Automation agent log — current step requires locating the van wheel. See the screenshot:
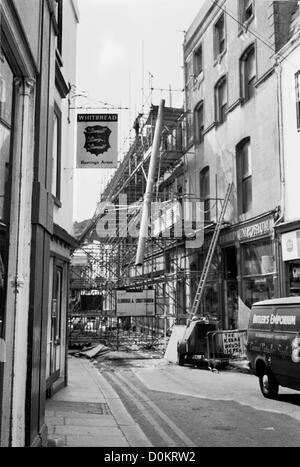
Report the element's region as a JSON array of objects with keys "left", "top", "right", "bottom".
[
  {"left": 178, "top": 352, "right": 185, "bottom": 366},
  {"left": 259, "top": 367, "right": 279, "bottom": 399}
]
